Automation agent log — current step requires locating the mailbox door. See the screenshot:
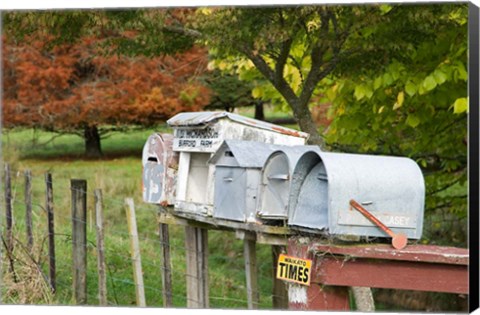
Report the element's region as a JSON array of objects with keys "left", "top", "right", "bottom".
[
  {"left": 290, "top": 162, "right": 329, "bottom": 230},
  {"left": 214, "top": 166, "right": 247, "bottom": 221},
  {"left": 259, "top": 152, "right": 290, "bottom": 219},
  {"left": 142, "top": 133, "right": 177, "bottom": 205}
]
